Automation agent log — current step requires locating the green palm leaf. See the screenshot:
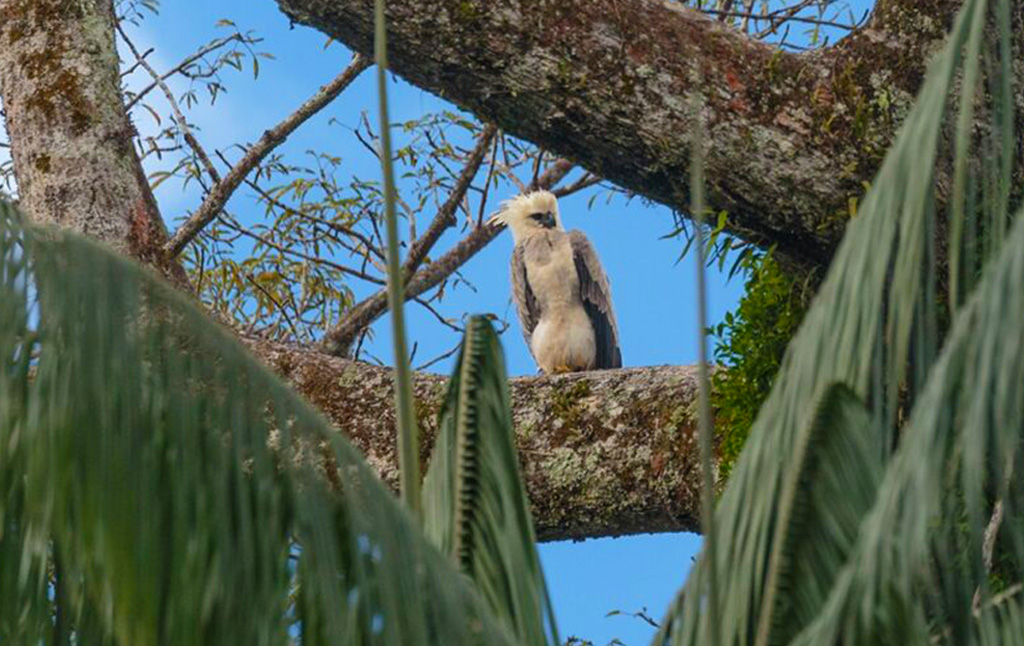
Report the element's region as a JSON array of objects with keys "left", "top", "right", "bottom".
[
  {"left": 422, "top": 316, "right": 559, "bottom": 646},
  {"left": 0, "top": 201, "right": 522, "bottom": 646},
  {"left": 789, "top": 200, "right": 1024, "bottom": 644},
  {"left": 755, "top": 384, "right": 882, "bottom": 646},
  {"left": 657, "top": 0, "right": 1018, "bottom": 642}
]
